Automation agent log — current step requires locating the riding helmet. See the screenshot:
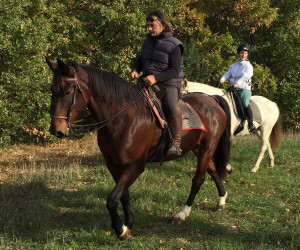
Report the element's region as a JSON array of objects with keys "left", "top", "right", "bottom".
[{"left": 237, "top": 44, "right": 250, "bottom": 54}]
